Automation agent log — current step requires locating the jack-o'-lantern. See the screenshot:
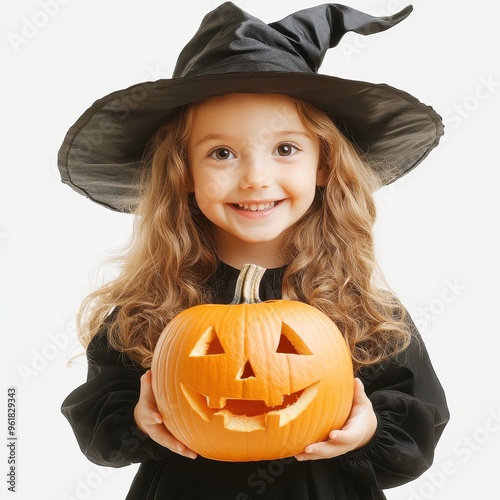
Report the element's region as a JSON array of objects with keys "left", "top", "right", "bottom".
[{"left": 151, "top": 264, "right": 354, "bottom": 461}]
